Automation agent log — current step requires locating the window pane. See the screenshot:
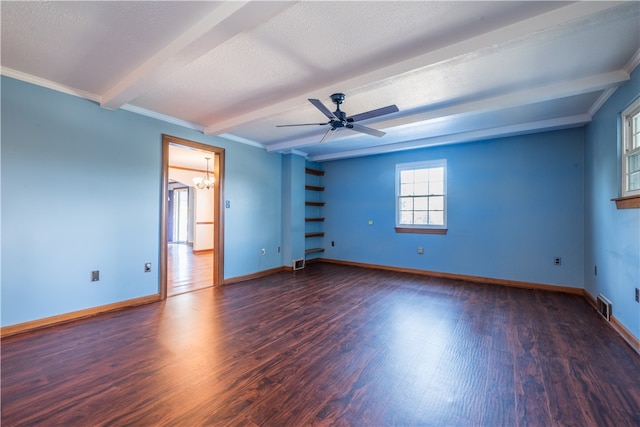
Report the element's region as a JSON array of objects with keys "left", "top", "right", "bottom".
[
  {"left": 400, "top": 169, "right": 414, "bottom": 184},
  {"left": 400, "top": 183, "right": 413, "bottom": 196},
  {"left": 414, "top": 168, "right": 429, "bottom": 182},
  {"left": 629, "top": 152, "right": 640, "bottom": 174},
  {"left": 429, "top": 167, "right": 444, "bottom": 181},
  {"left": 429, "top": 211, "right": 444, "bottom": 225},
  {"left": 400, "top": 211, "right": 413, "bottom": 225},
  {"left": 429, "top": 196, "right": 444, "bottom": 211},
  {"left": 633, "top": 113, "right": 640, "bottom": 149},
  {"left": 414, "top": 182, "right": 428, "bottom": 195},
  {"left": 429, "top": 181, "right": 444, "bottom": 195},
  {"left": 414, "top": 211, "right": 428, "bottom": 224},
  {"left": 414, "top": 197, "right": 428, "bottom": 210},
  {"left": 629, "top": 171, "right": 640, "bottom": 192},
  {"left": 400, "top": 197, "right": 413, "bottom": 210}
]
